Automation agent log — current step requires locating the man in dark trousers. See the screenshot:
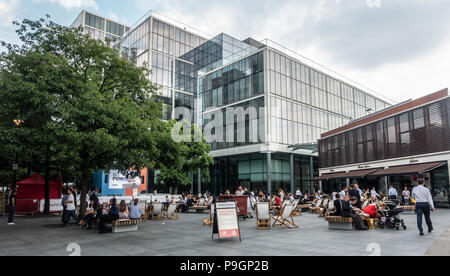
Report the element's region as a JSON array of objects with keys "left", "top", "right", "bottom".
[
  {"left": 349, "top": 183, "right": 362, "bottom": 209},
  {"left": 341, "top": 196, "right": 368, "bottom": 230},
  {"left": 412, "top": 179, "right": 435, "bottom": 236},
  {"left": 7, "top": 189, "right": 16, "bottom": 225}
]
